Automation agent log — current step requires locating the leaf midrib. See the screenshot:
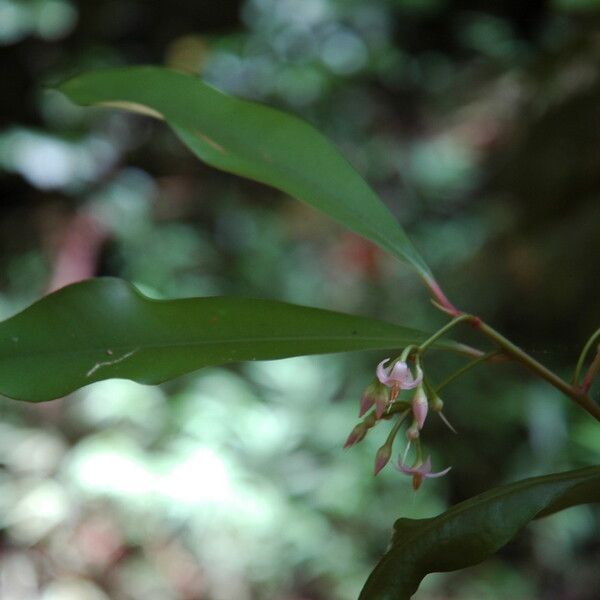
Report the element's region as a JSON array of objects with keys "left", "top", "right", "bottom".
[{"left": 0, "top": 333, "right": 410, "bottom": 360}]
